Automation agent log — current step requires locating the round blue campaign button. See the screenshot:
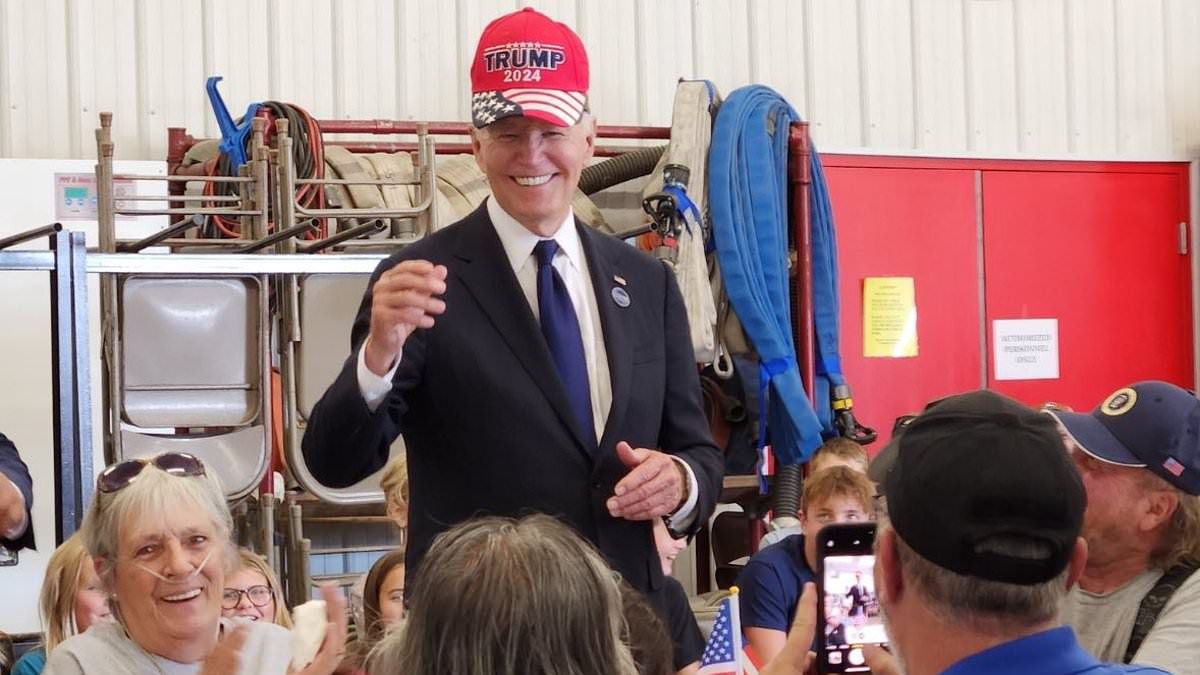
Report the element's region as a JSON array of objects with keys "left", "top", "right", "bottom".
[{"left": 611, "top": 286, "right": 631, "bottom": 308}]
